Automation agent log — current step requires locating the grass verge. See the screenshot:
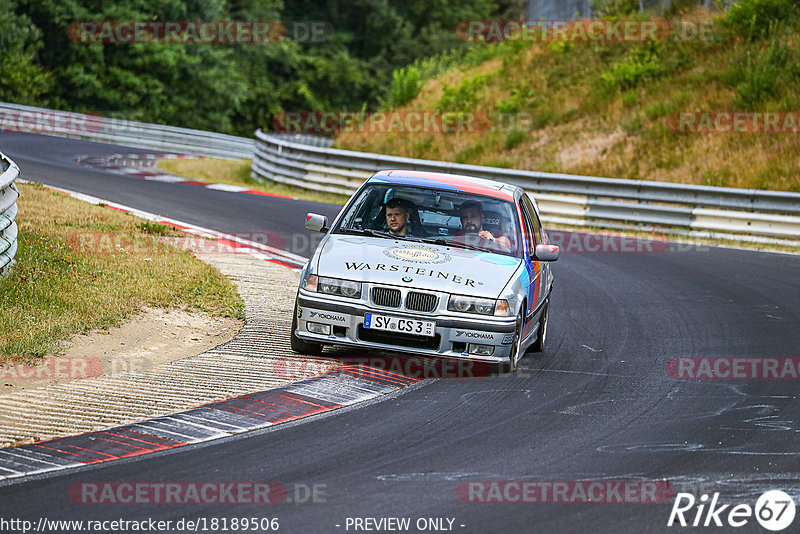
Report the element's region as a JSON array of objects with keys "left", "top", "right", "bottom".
[
  {"left": 0, "top": 182, "right": 245, "bottom": 363},
  {"left": 157, "top": 157, "right": 349, "bottom": 205}
]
